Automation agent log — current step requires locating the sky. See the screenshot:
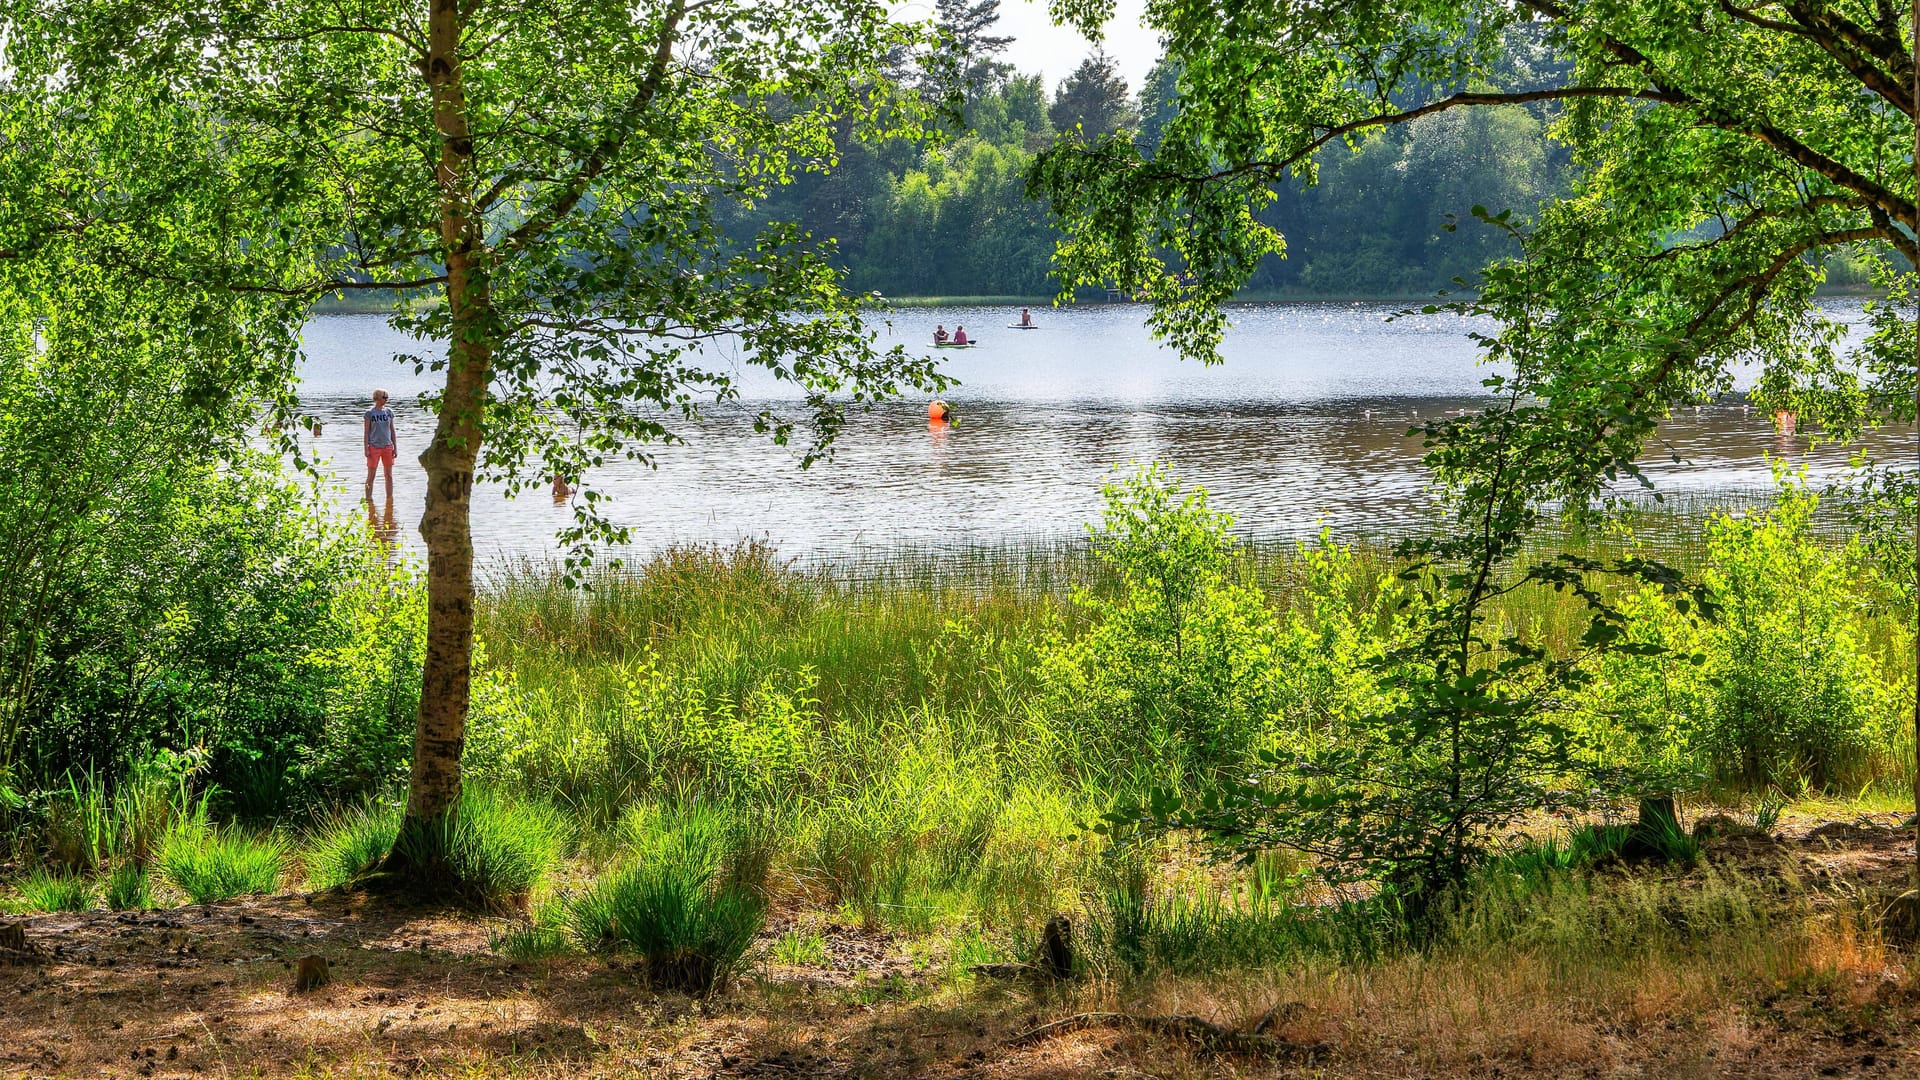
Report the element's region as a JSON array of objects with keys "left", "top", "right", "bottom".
[{"left": 892, "top": 0, "right": 1161, "bottom": 93}]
